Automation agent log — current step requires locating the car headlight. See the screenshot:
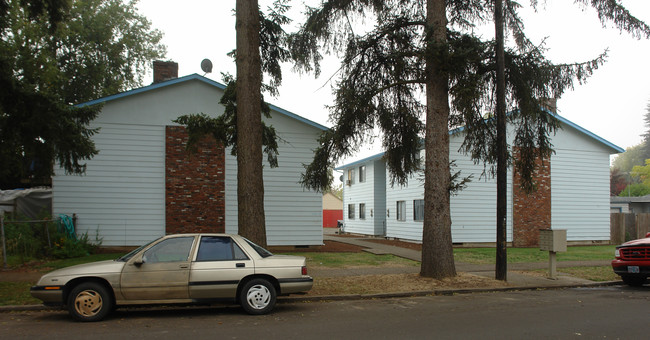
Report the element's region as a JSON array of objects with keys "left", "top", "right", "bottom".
[{"left": 614, "top": 248, "right": 620, "bottom": 258}]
